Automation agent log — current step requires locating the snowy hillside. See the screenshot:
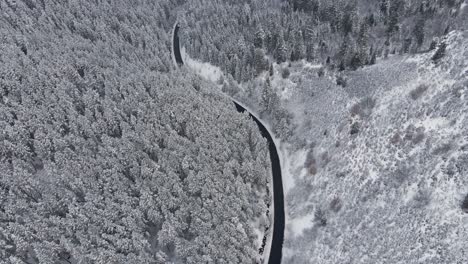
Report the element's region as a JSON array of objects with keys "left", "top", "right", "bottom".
[
  {"left": 184, "top": 26, "right": 468, "bottom": 263},
  {"left": 279, "top": 30, "right": 468, "bottom": 263},
  {"left": 2, "top": 0, "right": 467, "bottom": 263}
]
